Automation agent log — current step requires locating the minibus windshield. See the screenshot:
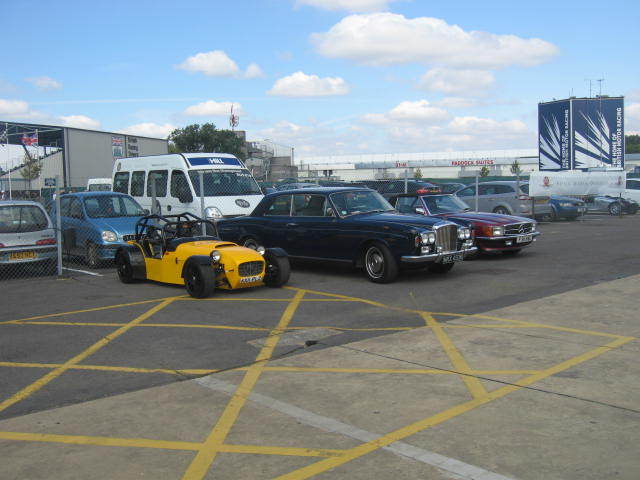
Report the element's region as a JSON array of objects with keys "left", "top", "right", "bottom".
[{"left": 188, "top": 169, "right": 262, "bottom": 196}]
